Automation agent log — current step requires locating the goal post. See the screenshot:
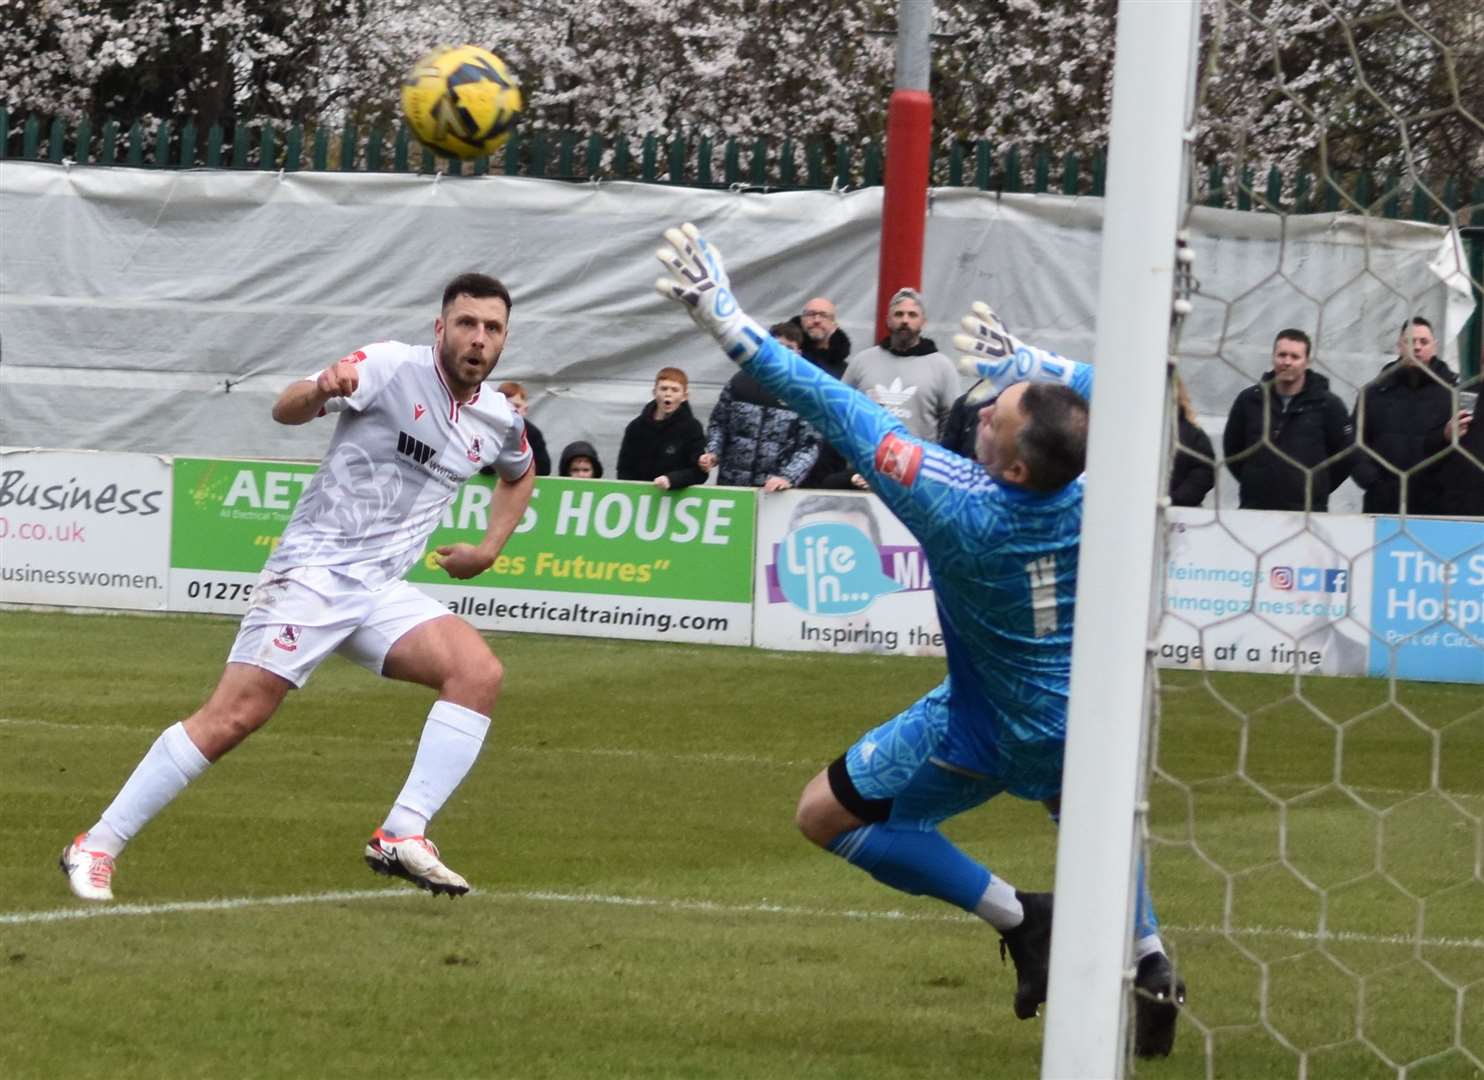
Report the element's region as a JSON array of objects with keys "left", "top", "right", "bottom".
[{"left": 1042, "top": 2, "right": 1201, "bottom": 1078}]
